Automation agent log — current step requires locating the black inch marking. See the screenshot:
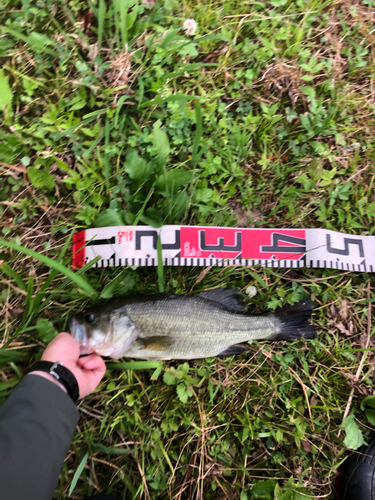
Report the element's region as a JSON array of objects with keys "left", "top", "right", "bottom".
[
  {"left": 199, "top": 230, "right": 242, "bottom": 252},
  {"left": 87, "top": 237, "right": 115, "bottom": 246},
  {"left": 135, "top": 230, "right": 181, "bottom": 251},
  {"left": 162, "top": 230, "right": 180, "bottom": 250},
  {"left": 326, "top": 234, "right": 364, "bottom": 257},
  {"left": 135, "top": 230, "right": 157, "bottom": 250},
  {"left": 261, "top": 233, "right": 306, "bottom": 253},
  {"left": 108, "top": 253, "right": 116, "bottom": 266}
]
